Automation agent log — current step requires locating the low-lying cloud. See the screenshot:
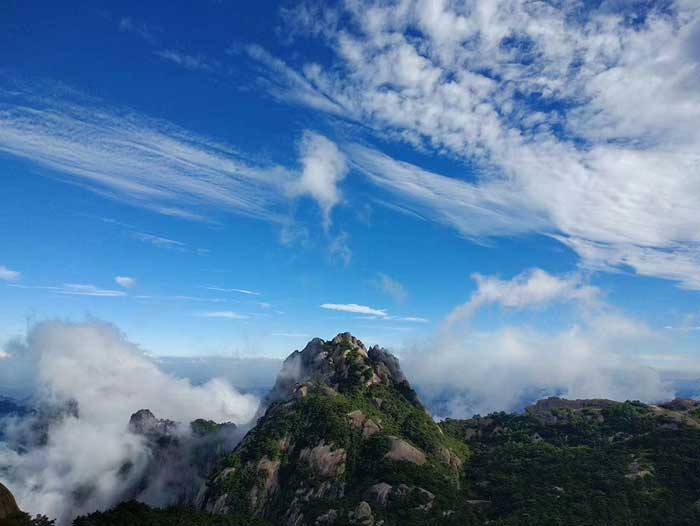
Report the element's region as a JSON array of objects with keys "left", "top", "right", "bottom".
[
  {"left": 0, "top": 320, "right": 259, "bottom": 524},
  {"left": 404, "top": 314, "right": 674, "bottom": 420},
  {"left": 403, "top": 269, "right": 673, "bottom": 418}
]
